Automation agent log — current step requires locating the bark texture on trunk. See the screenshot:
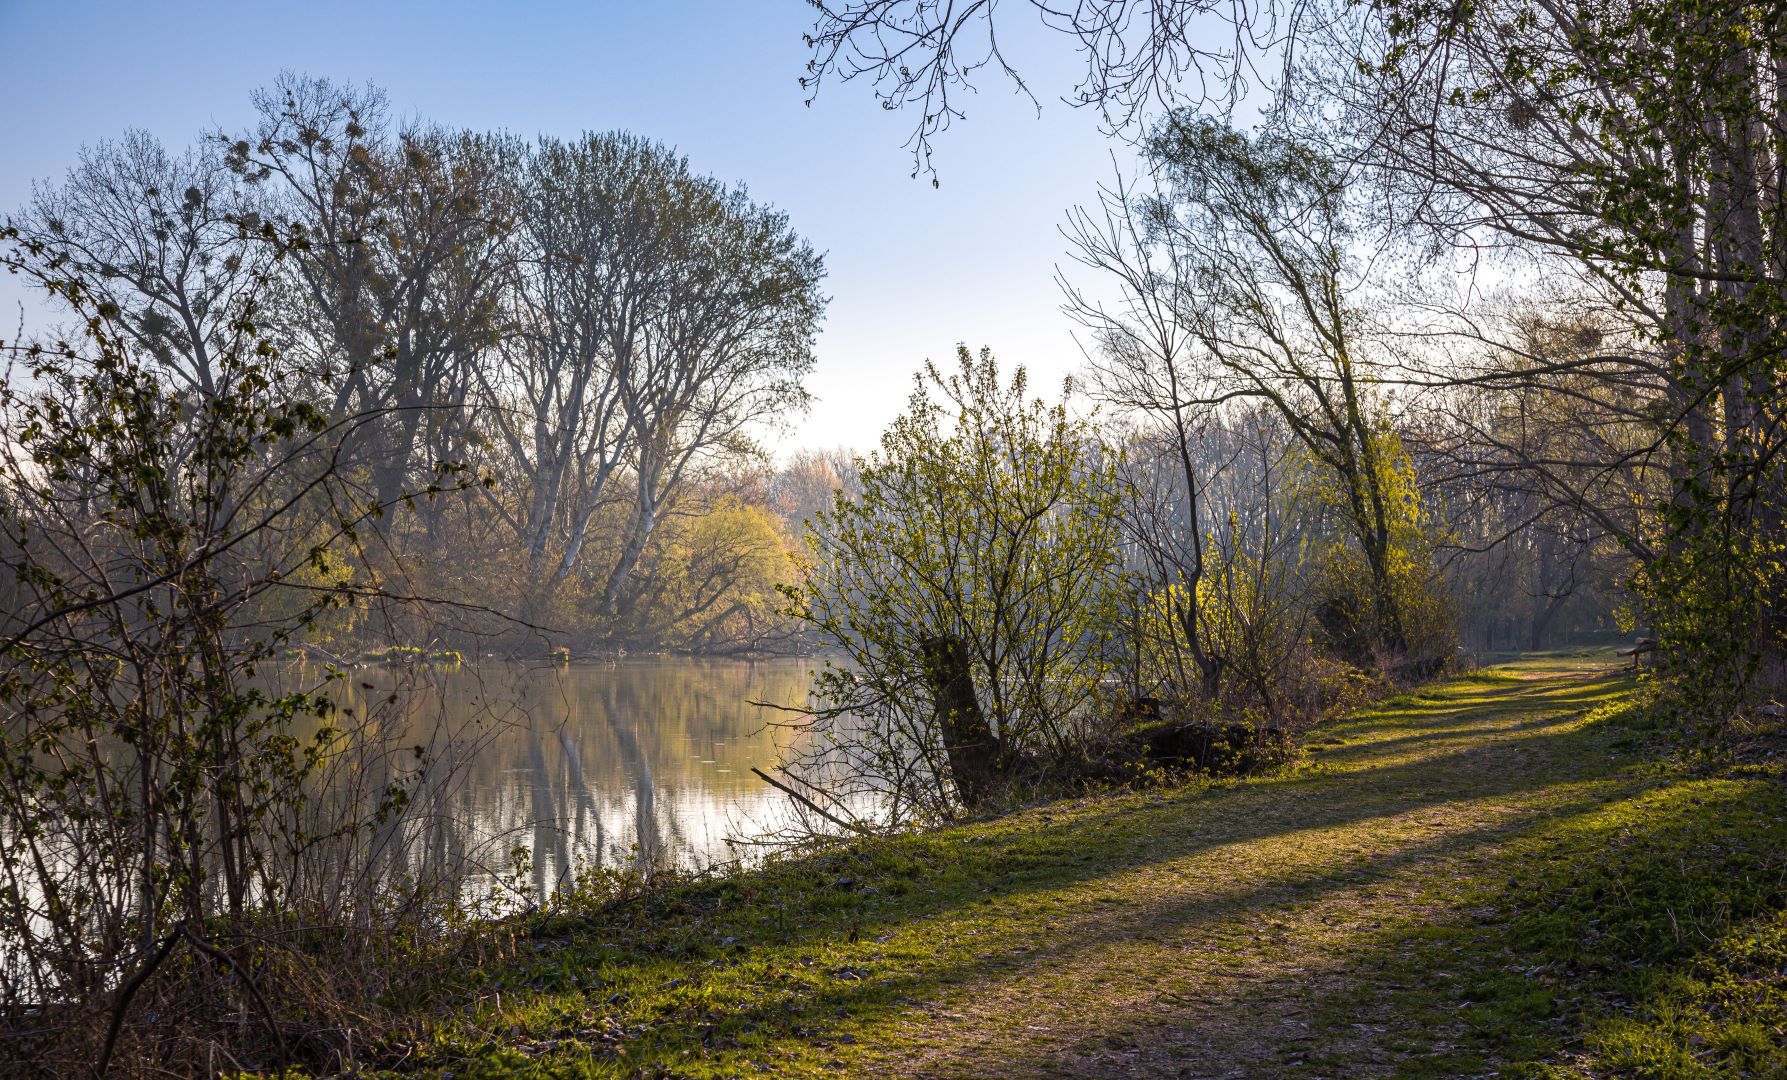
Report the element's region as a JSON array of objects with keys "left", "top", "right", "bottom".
[{"left": 919, "top": 634, "right": 1002, "bottom": 808}]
